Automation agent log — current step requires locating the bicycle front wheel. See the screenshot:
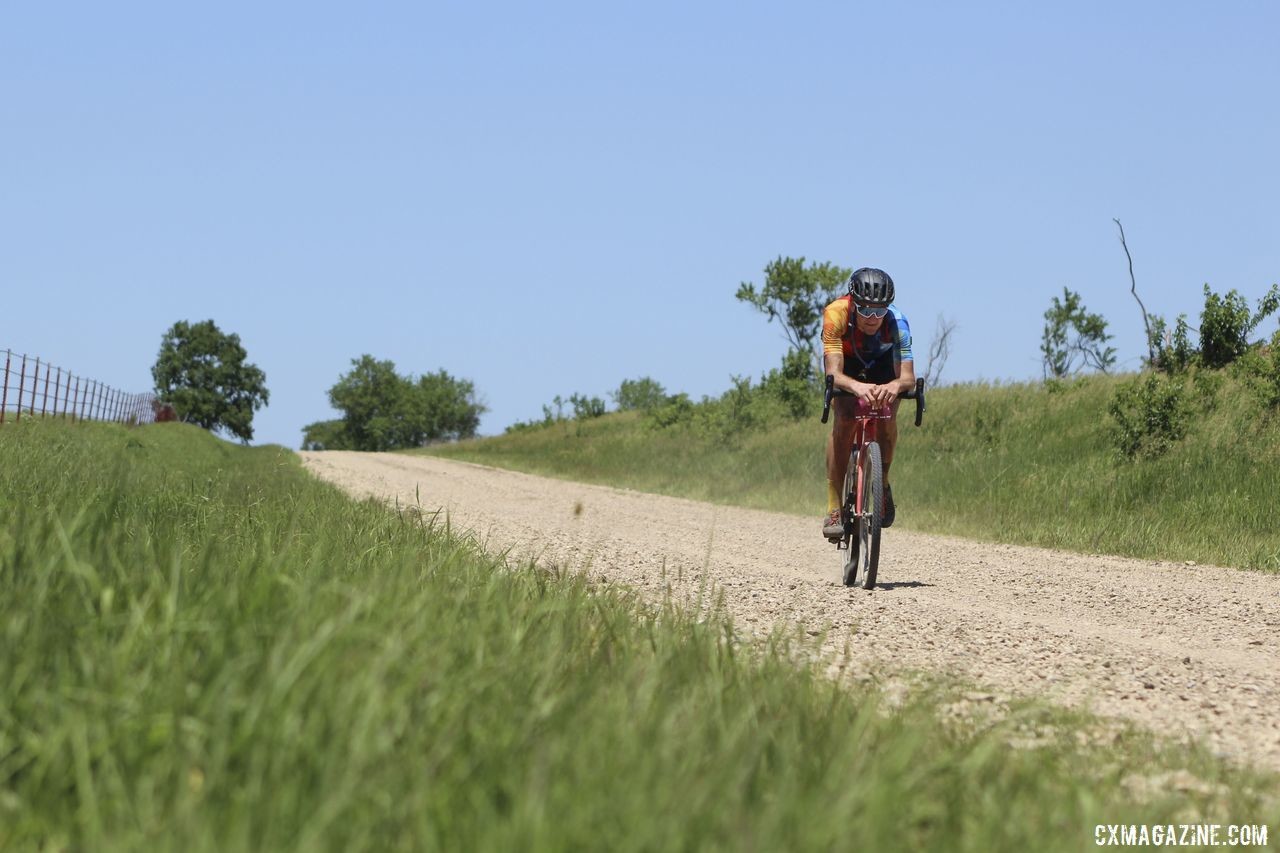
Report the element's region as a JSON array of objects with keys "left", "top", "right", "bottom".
[
  {"left": 859, "top": 441, "right": 883, "bottom": 590},
  {"left": 841, "top": 447, "right": 859, "bottom": 586}
]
